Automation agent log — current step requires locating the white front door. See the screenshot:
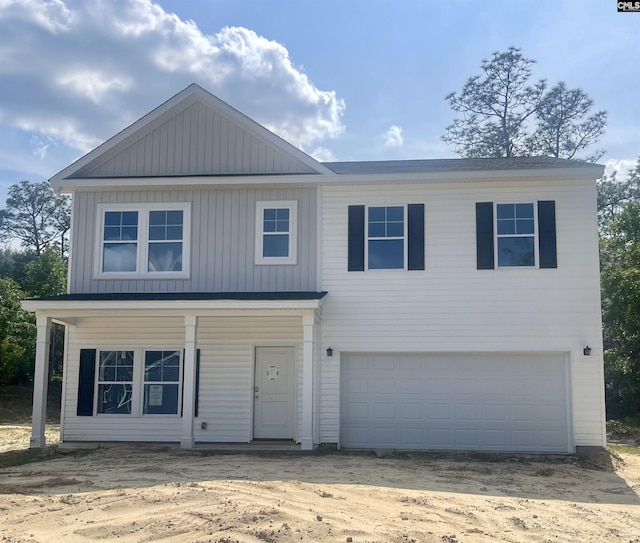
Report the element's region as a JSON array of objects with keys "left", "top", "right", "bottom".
[{"left": 253, "top": 347, "right": 295, "bottom": 439}]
